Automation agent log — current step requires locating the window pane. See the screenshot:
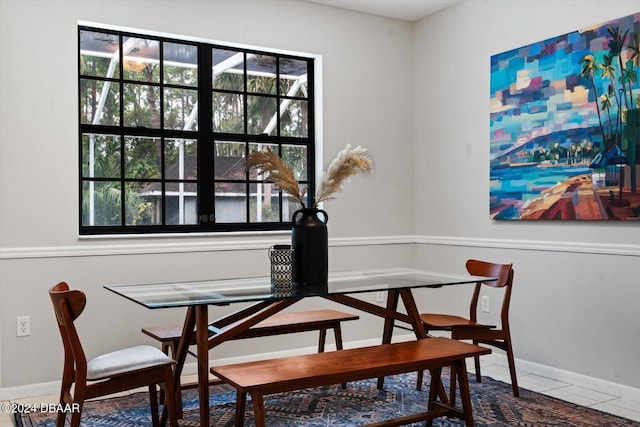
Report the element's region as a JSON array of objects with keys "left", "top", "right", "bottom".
[
  {"left": 247, "top": 95, "right": 277, "bottom": 135},
  {"left": 82, "top": 134, "right": 121, "bottom": 178},
  {"left": 281, "top": 144, "right": 307, "bottom": 181},
  {"left": 215, "top": 141, "right": 246, "bottom": 180},
  {"left": 123, "top": 83, "right": 161, "bottom": 128},
  {"left": 283, "top": 192, "right": 302, "bottom": 220},
  {"left": 164, "top": 42, "right": 198, "bottom": 86},
  {"left": 248, "top": 142, "right": 277, "bottom": 156},
  {"left": 82, "top": 180, "right": 121, "bottom": 226},
  {"left": 79, "top": 26, "right": 314, "bottom": 234},
  {"left": 280, "top": 58, "right": 308, "bottom": 97},
  {"left": 125, "top": 136, "right": 161, "bottom": 179},
  {"left": 164, "top": 87, "right": 198, "bottom": 130},
  {"left": 125, "top": 182, "right": 161, "bottom": 225},
  {"left": 250, "top": 183, "right": 280, "bottom": 222},
  {"left": 80, "top": 30, "right": 119, "bottom": 78},
  {"left": 247, "top": 54, "right": 277, "bottom": 95},
  {"left": 213, "top": 48, "right": 244, "bottom": 91},
  {"left": 122, "top": 37, "right": 159, "bottom": 82},
  {"left": 165, "top": 182, "right": 198, "bottom": 225},
  {"left": 215, "top": 183, "right": 246, "bottom": 222},
  {"left": 213, "top": 92, "right": 244, "bottom": 133},
  {"left": 281, "top": 99, "right": 308, "bottom": 137},
  {"left": 80, "top": 79, "right": 120, "bottom": 125},
  {"left": 247, "top": 142, "right": 278, "bottom": 180},
  {"left": 165, "top": 138, "right": 197, "bottom": 180}
]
